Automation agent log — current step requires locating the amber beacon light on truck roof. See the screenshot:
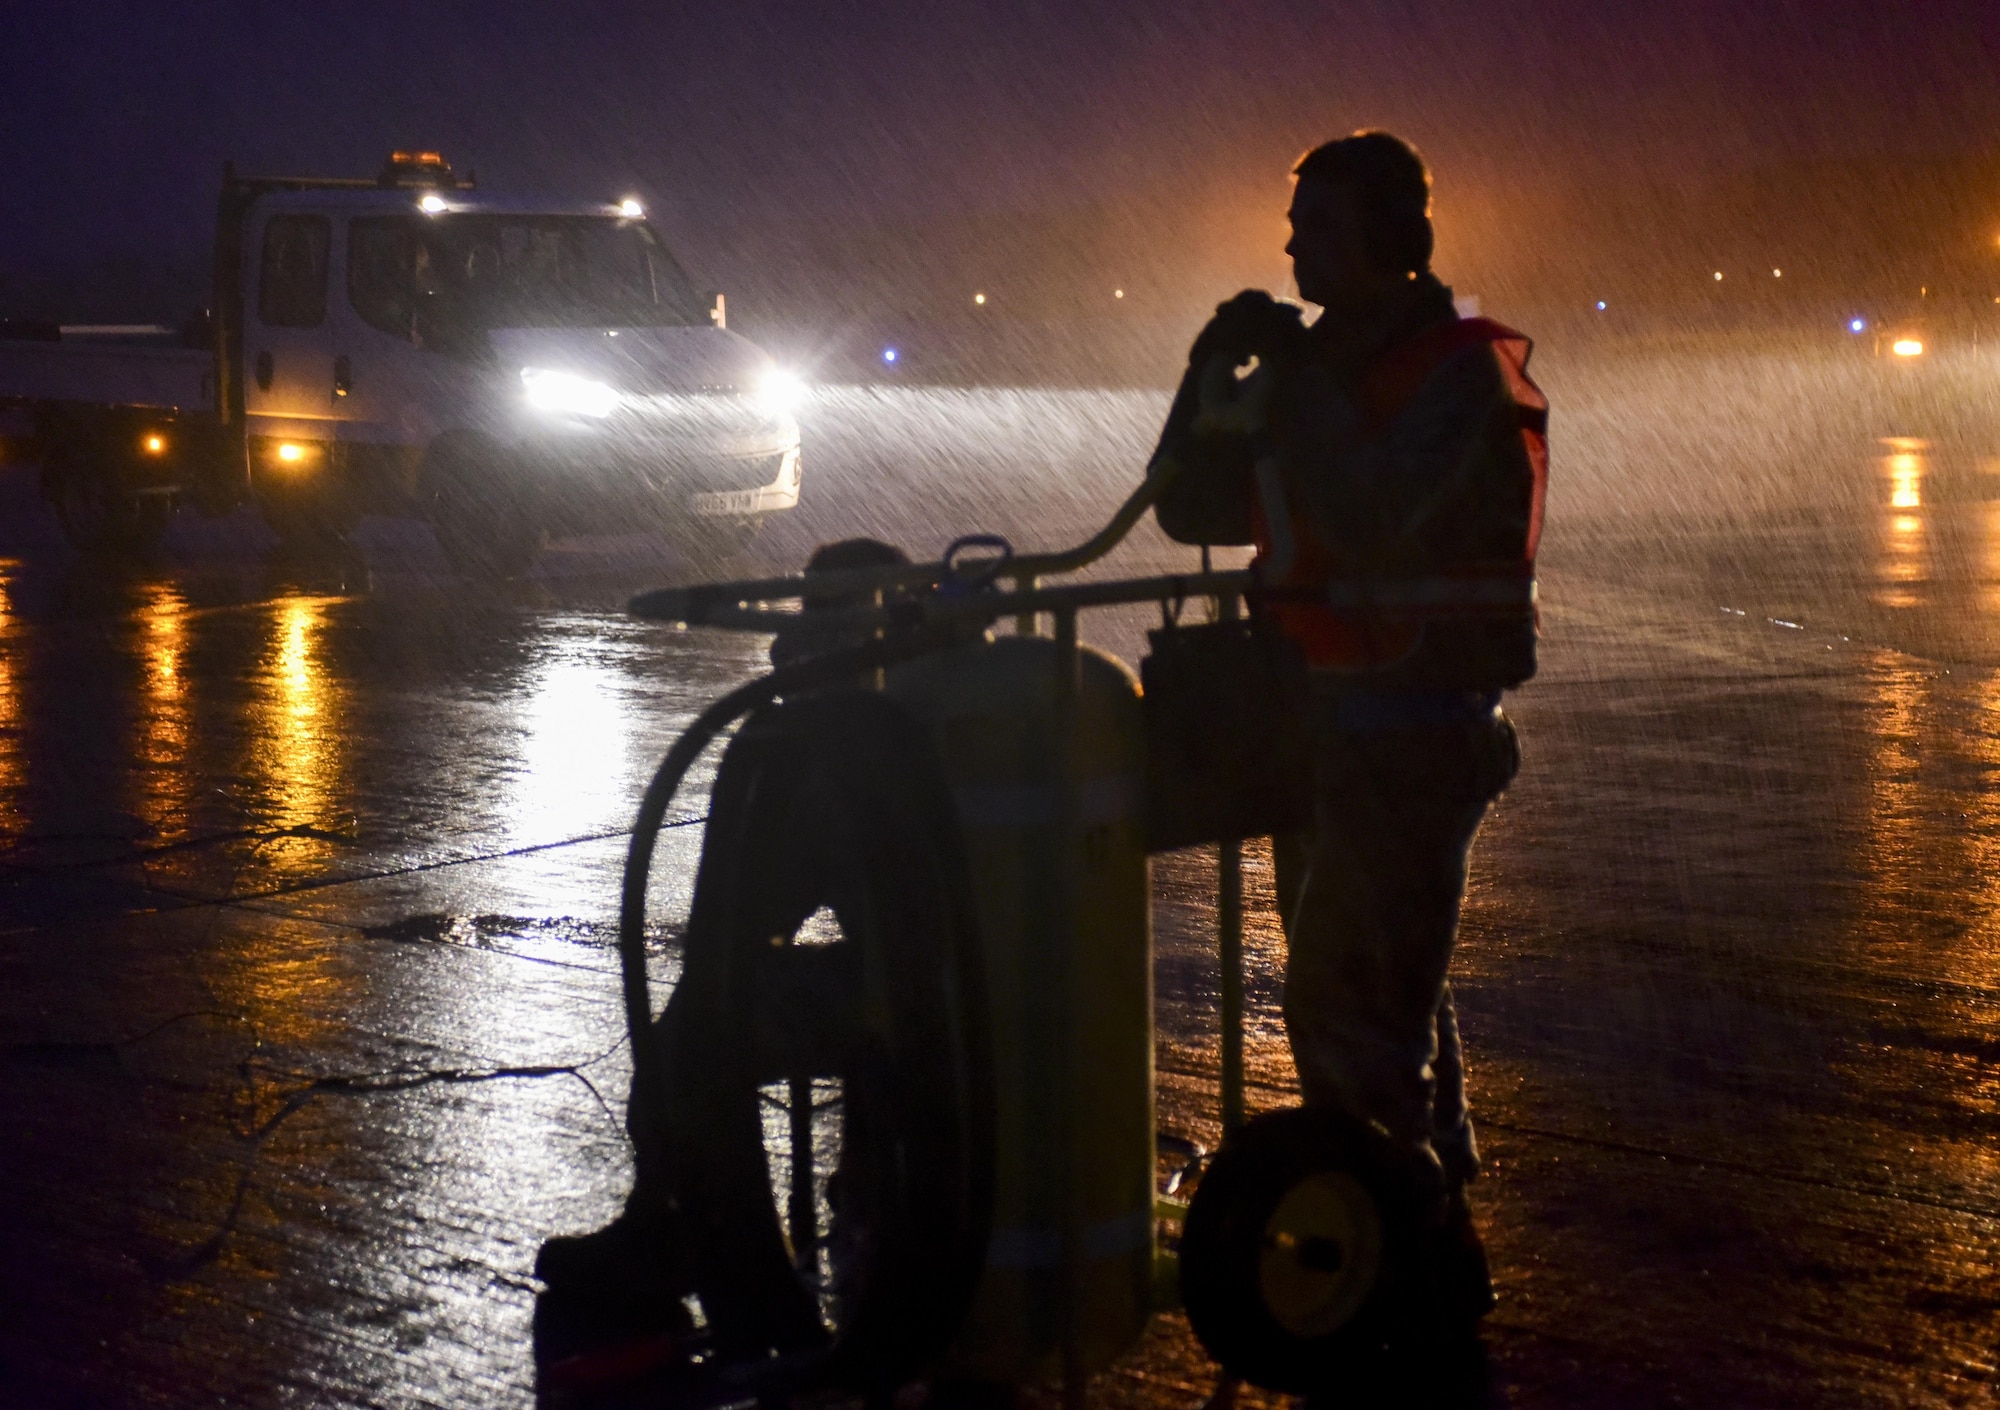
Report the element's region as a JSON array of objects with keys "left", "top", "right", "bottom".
[{"left": 377, "top": 150, "right": 473, "bottom": 190}]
